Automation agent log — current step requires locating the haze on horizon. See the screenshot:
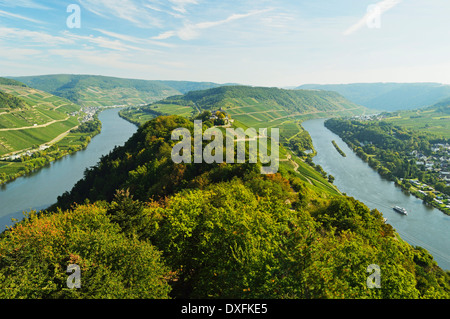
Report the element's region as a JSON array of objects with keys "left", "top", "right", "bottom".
[{"left": 1, "top": 0, "right": 450, "bottom": 87}]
